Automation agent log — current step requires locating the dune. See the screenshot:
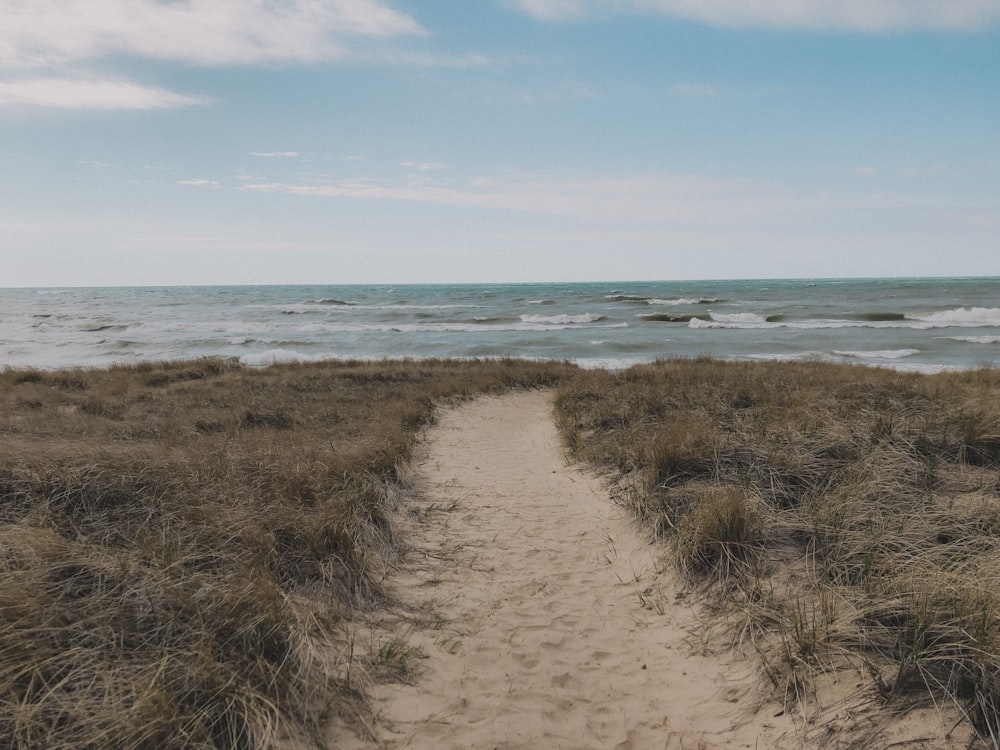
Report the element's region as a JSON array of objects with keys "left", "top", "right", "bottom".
[{"left": 333, "top": 390, "right": 974, "bottom": 749}]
